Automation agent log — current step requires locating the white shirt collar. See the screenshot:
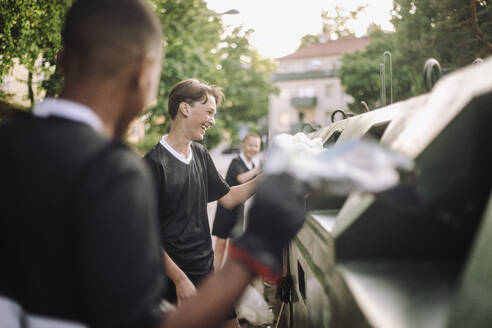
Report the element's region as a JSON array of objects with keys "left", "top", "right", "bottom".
[
  {"left": 32, "top": 98, "right": 104, "bottom": 134},
  {"left": 160, "top": 135, "right": 193, "bottom": 164},
  {"left": 239, "top": 152, "right": 254, "bottom": 170}
]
